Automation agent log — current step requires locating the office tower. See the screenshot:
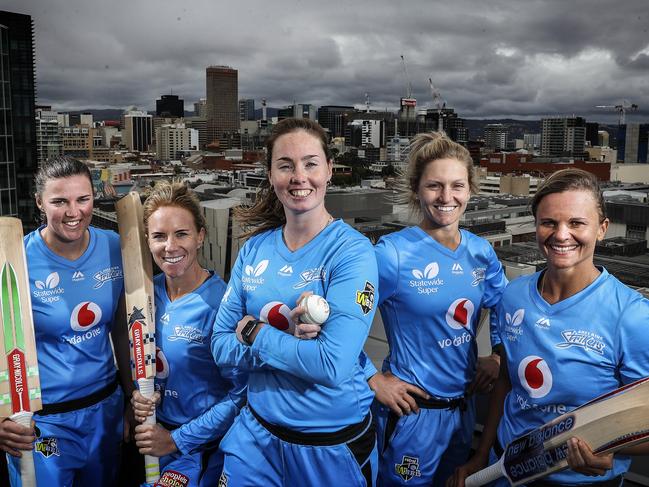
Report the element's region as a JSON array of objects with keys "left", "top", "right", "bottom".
[
  {"left": 317, "top": 106, "right": 354, "bottom": 138},
  {"left": 239, "top": 98, "right": 255, "bottom": 121},
  {"left": 541, "top": 116, "right": 586, "bottom": 157},
  {"left": 194, "top": 98, "right": 207, "bottom": 118},
  {"left": 35, "top": 106, "right": 62, "bottom": 165},
  {"left": 0, "top": 11, "right": 37, "bottom": 225},
  {"left": 617, "top": 124, "right": 649, "bottom": 163},
  {"left": 586, "top": 122, "right": 599, "bottom": 147},
  {"left": 484, "top": 124, "right": 508, "bottom": 150},
  {"left": 206, "top": 66, "right": 239, "bottom": 149},
  {"left": 123, "top": 110, "right": 153, "bottom": 152},
  {"left": 156, "top": 94, "right": 184, "bottom": 118},
  {"left": 156, "top": 124, "right": 196, "bottom": 161},
  {"left": 523, "top": 133, "right": 541, "bottom": 150}
]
